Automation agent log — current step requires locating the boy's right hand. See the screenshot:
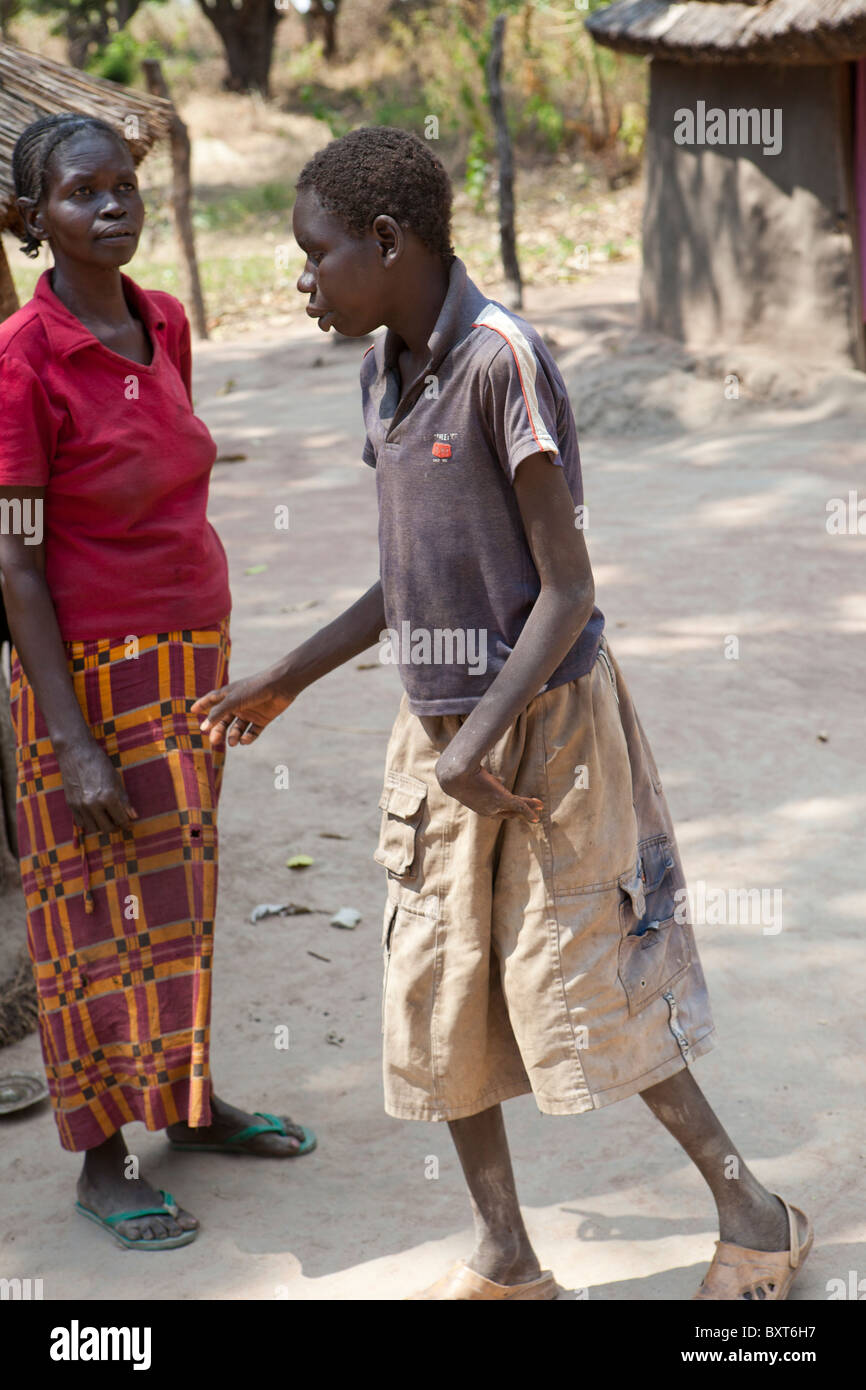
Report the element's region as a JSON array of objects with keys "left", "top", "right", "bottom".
[{"left": 191, "top": 673, "right": 295, "bottom": 748}]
